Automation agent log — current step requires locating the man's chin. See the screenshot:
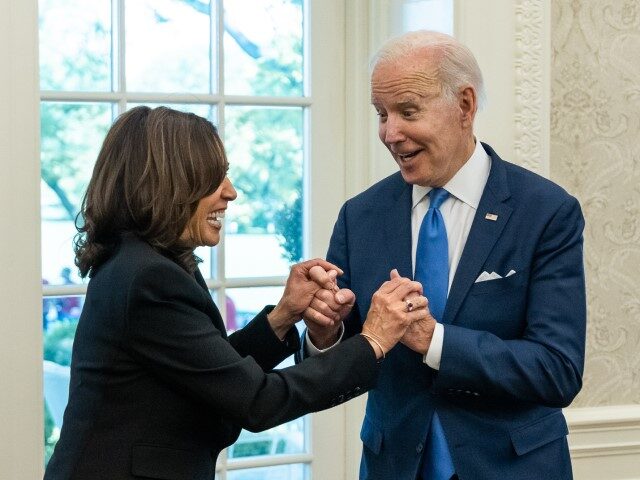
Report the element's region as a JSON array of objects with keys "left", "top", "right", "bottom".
[{"left": 398, "top": 168, "right": 428, "bottom": 186}]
